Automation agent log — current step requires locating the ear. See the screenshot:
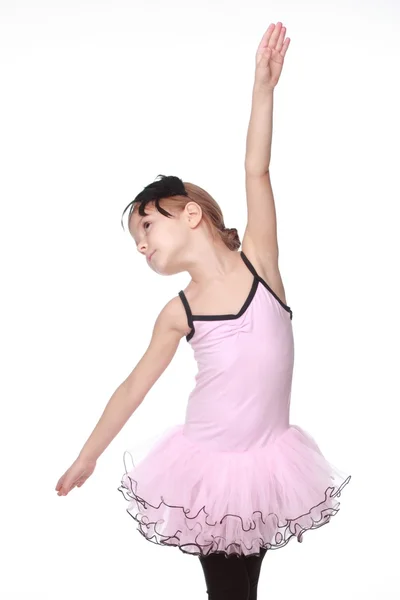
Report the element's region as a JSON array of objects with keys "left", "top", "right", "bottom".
[{"left": 184, "top": 201, "right": 203, "bottom": 229}]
